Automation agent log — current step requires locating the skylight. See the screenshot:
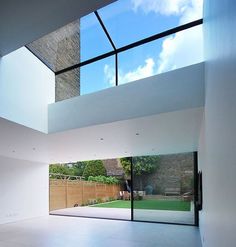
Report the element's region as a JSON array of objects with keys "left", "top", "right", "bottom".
[
  {"left": 80, "top": 13, "right": 113, "bottom": 62},
  {"left": 26, "top": 0, "right": 203, "bottom": 99},
  {"left": 98, "top": 0, "right": 179, "bottom": 48}
]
